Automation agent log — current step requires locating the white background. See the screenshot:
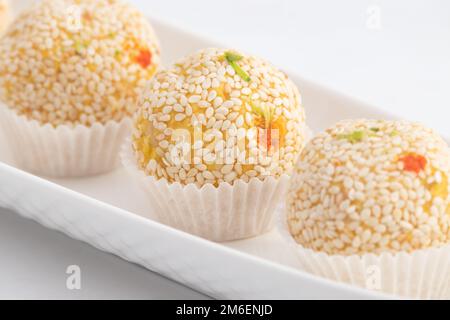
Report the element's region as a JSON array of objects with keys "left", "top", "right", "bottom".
[
  {"left": 1, "top": 0, "right": 449, "bottom": 299},
  {"left": 132, "top": 0, "right": 450, "bottom": 135}
]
